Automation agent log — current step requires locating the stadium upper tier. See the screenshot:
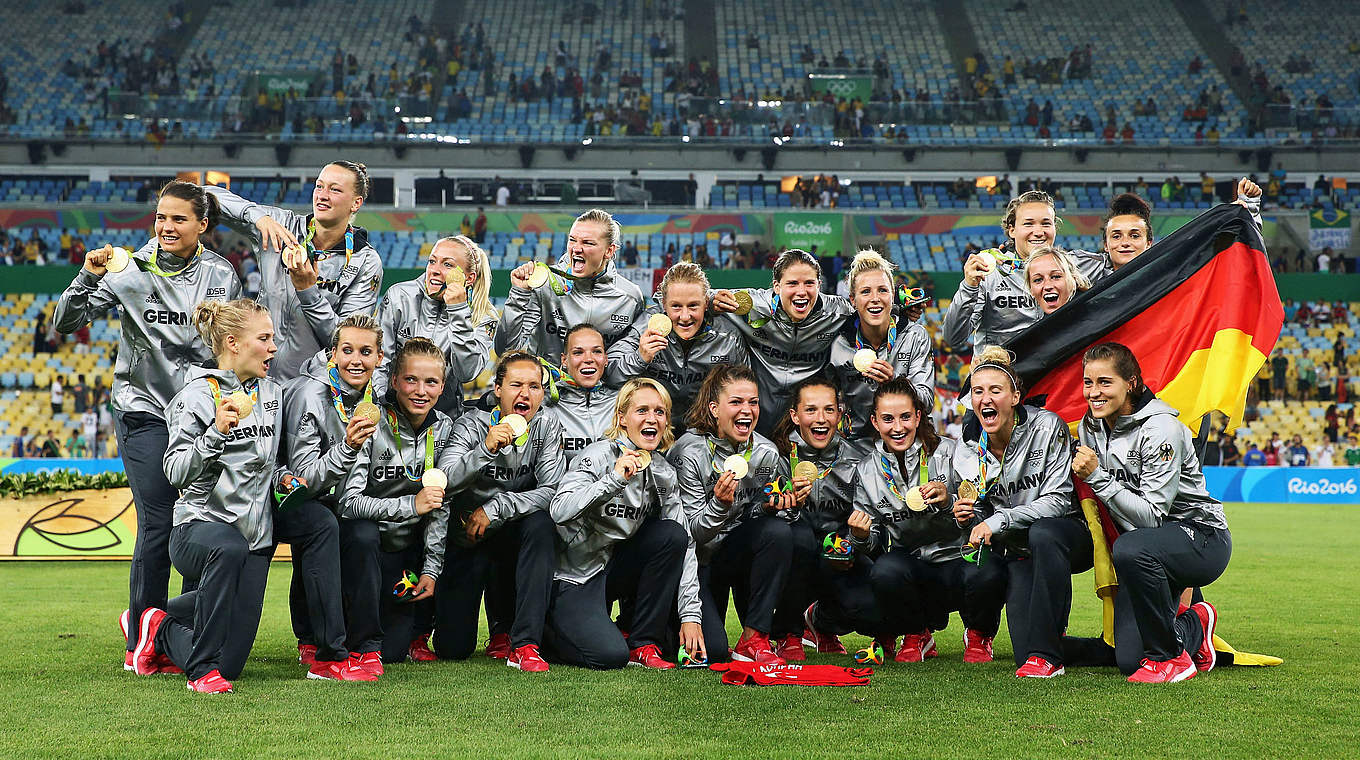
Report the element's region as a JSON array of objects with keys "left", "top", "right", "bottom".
[{"left": 0, "top": 1, "right": 1354, "bottom": 147}]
